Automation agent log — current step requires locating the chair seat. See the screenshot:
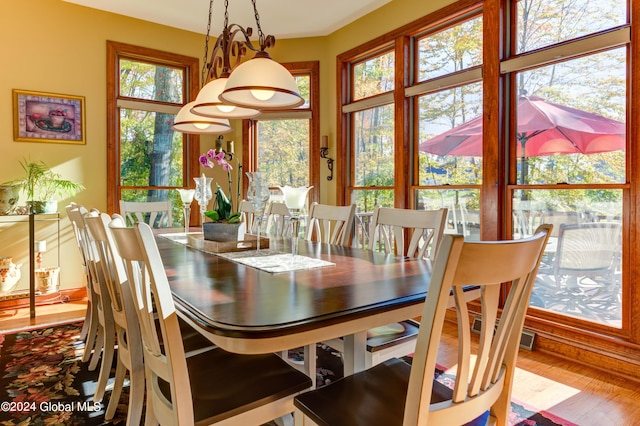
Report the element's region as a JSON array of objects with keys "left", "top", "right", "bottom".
[
  {"left": 154, "top": 316, "right": 216, "bottom": 355},
  {"left": 366, "top": 320, "right": 420, "bottom": 352},
  {"left": 294, "top": 358, "right": 453, "bottom": 426},
  {"left": 159, "top": 347, "right": 312, "bottom": 425}
]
